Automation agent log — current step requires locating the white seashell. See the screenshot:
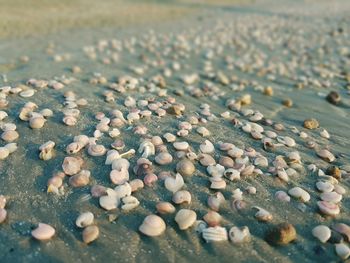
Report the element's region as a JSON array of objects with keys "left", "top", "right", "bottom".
[
  {"left": 163, "top": 133, "right": 176, "bottom": 142},
  {"left": 275, "top": 191, "right": 291, "bottom": 202},
  {"left": 112, "top": 158, "right": 130, "bottom": 170},
  {"left": 173, "top": 141, "right": 189, "bottom": 151},
  {"left": 121, "top": 196, "right": 140, "bottom": 211},
  {"left": 277, "top": 169, "right": 289, "bottom": 182},
  {"left": 207, "top": 192, "right": 225, "bottom": 211},
  {"left": 139, "top": 214, "right": 166, "bottom": 237},
  {"left": 227, "top": 146, "right": 244, "bottom": 158},
  {"left": 110, "top": 168, "right": 129, "bottom": 185},
  {"left": 197, "top": 126, "right": 210, "bottom": 137},
  {"left": 175, "top": 209, "right": 197, "bottom": 230},
  {"left": 20, "top": 89, "right": 35, "bottom": 97},
  {"left": 88, "top": 144, "right": 106, "bottom": 156},
  {"left": 288, "top": 187, "right": 310, "bottom": 202},
  {"left": 334, "top": 185, "right": 346, "bottom": 195},
  {"left": 320, "top": 192, "right": 342, "bottom": 203},
  {"left": 200, "top": 140, "right": 214, "bottom": 154},
  {"left": 209, "top": 177, "right": 226, "bottom": 190},
  {"left": 277, "top": 136, "right": 296, "bottom": 147},
  {"left": 316, "top": 149, "right": 335, "bottom": 162},
  {"left": 109, "top": 128, "right": 120, "bottom": 138},
  {"left": 114, "top": 182, "right": 131, "bottom": 199},
  {"left": 0, "top": 111, "right": 8, "bottom": 120},
  {"left": 172, "top": 190, "right": 191, "bottom": 204},
  {"left": 253, "top": 206, "right": 273, "bottom": 222},
  {"left": 224, "top": 168, "right": 240, "bottom": 181},
  {"left": 0, "top": 147, "right": 10, "bottom": 160},
  {"left": 317, "top": 201, "right": 340, "bottom": 216},
  {"left": 4, "top": 143, "right": 17, "bottom": 153},
  {"left": 232, "top": 188, "right": 243, "bottom": 201},
  {"left": 165, "top": 173, "right": 184, "bottom": 193},
  {"left": 99, "top": 195, "right": 119, "bottom": 211},
  {"left": 254, "top": 156, "right": 268, "bottom": 167},
  {"left": 155, "top": 152, "right": 173, "bottom": 165},
  {"left": 229, "top": 226, "right": 251, "bottom": 244},
  {"left": 335, "top": 243, "right": 350, "bottom": 260},
  {"left": 320, "top": 129, "right": 330, "bottom": 139},
  {"left": 202, "top": 226, "right": 228, "bottom": 242},
  {"left": 105, "top": 150, "right": 120, "bottom": 165},
  {"left": 31, "top": 223, "right": 55, "bottom": 240},
  {"left": 76, "top": 212, "right": 94, "bottom": 228},
  {"left": 138, "top": 141, "right": 155, "bottom": 158},
  {"left": 312, "top": 225, "right": 331, "bottom": 243},
  {"left": 207, "top": 164, "right": 225, "bottom": 177}
]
